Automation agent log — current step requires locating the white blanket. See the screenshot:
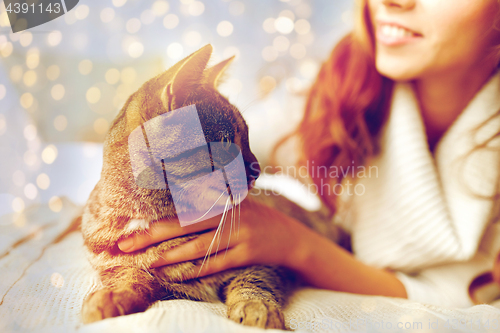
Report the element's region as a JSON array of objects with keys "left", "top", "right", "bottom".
[{"left": 1, "top": 198, "right": 499, "bottom": 333}]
